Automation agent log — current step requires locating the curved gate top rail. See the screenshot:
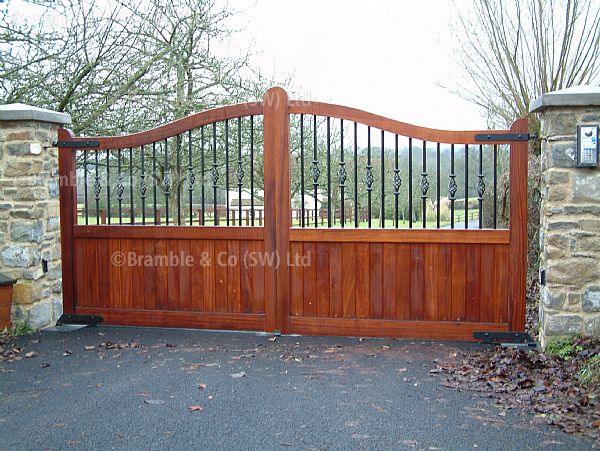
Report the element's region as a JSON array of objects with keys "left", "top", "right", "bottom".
[{"left": 58, "top": 86, "right": 528, "bottom": 340}]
